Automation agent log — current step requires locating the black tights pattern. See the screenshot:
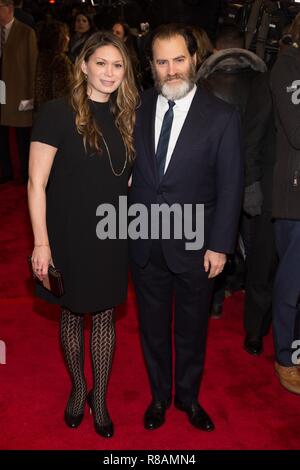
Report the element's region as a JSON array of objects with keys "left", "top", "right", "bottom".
[{"left": 60, "top": 307, "right": 115, "bottom": 425}]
